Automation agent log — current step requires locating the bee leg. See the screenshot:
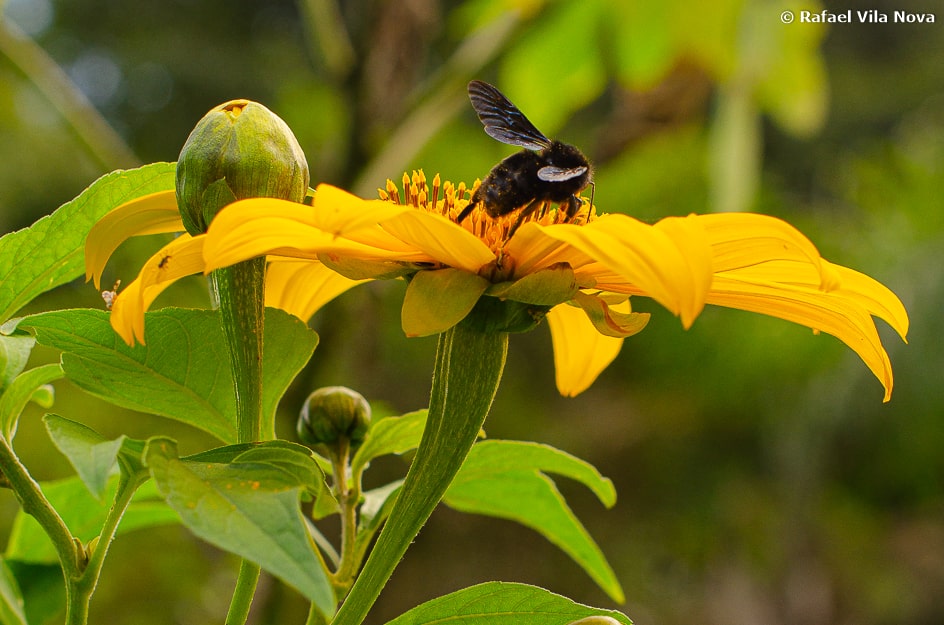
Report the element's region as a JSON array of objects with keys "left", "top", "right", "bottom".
[
  {"left": 507, "top": 198, "right": 545, "bottom": 238},
  {"left": 563, "top": 195, "right": 581, "bottom": 222},
  {"left": 455, "top": 201, "right": 478, "bottom": 223}
]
